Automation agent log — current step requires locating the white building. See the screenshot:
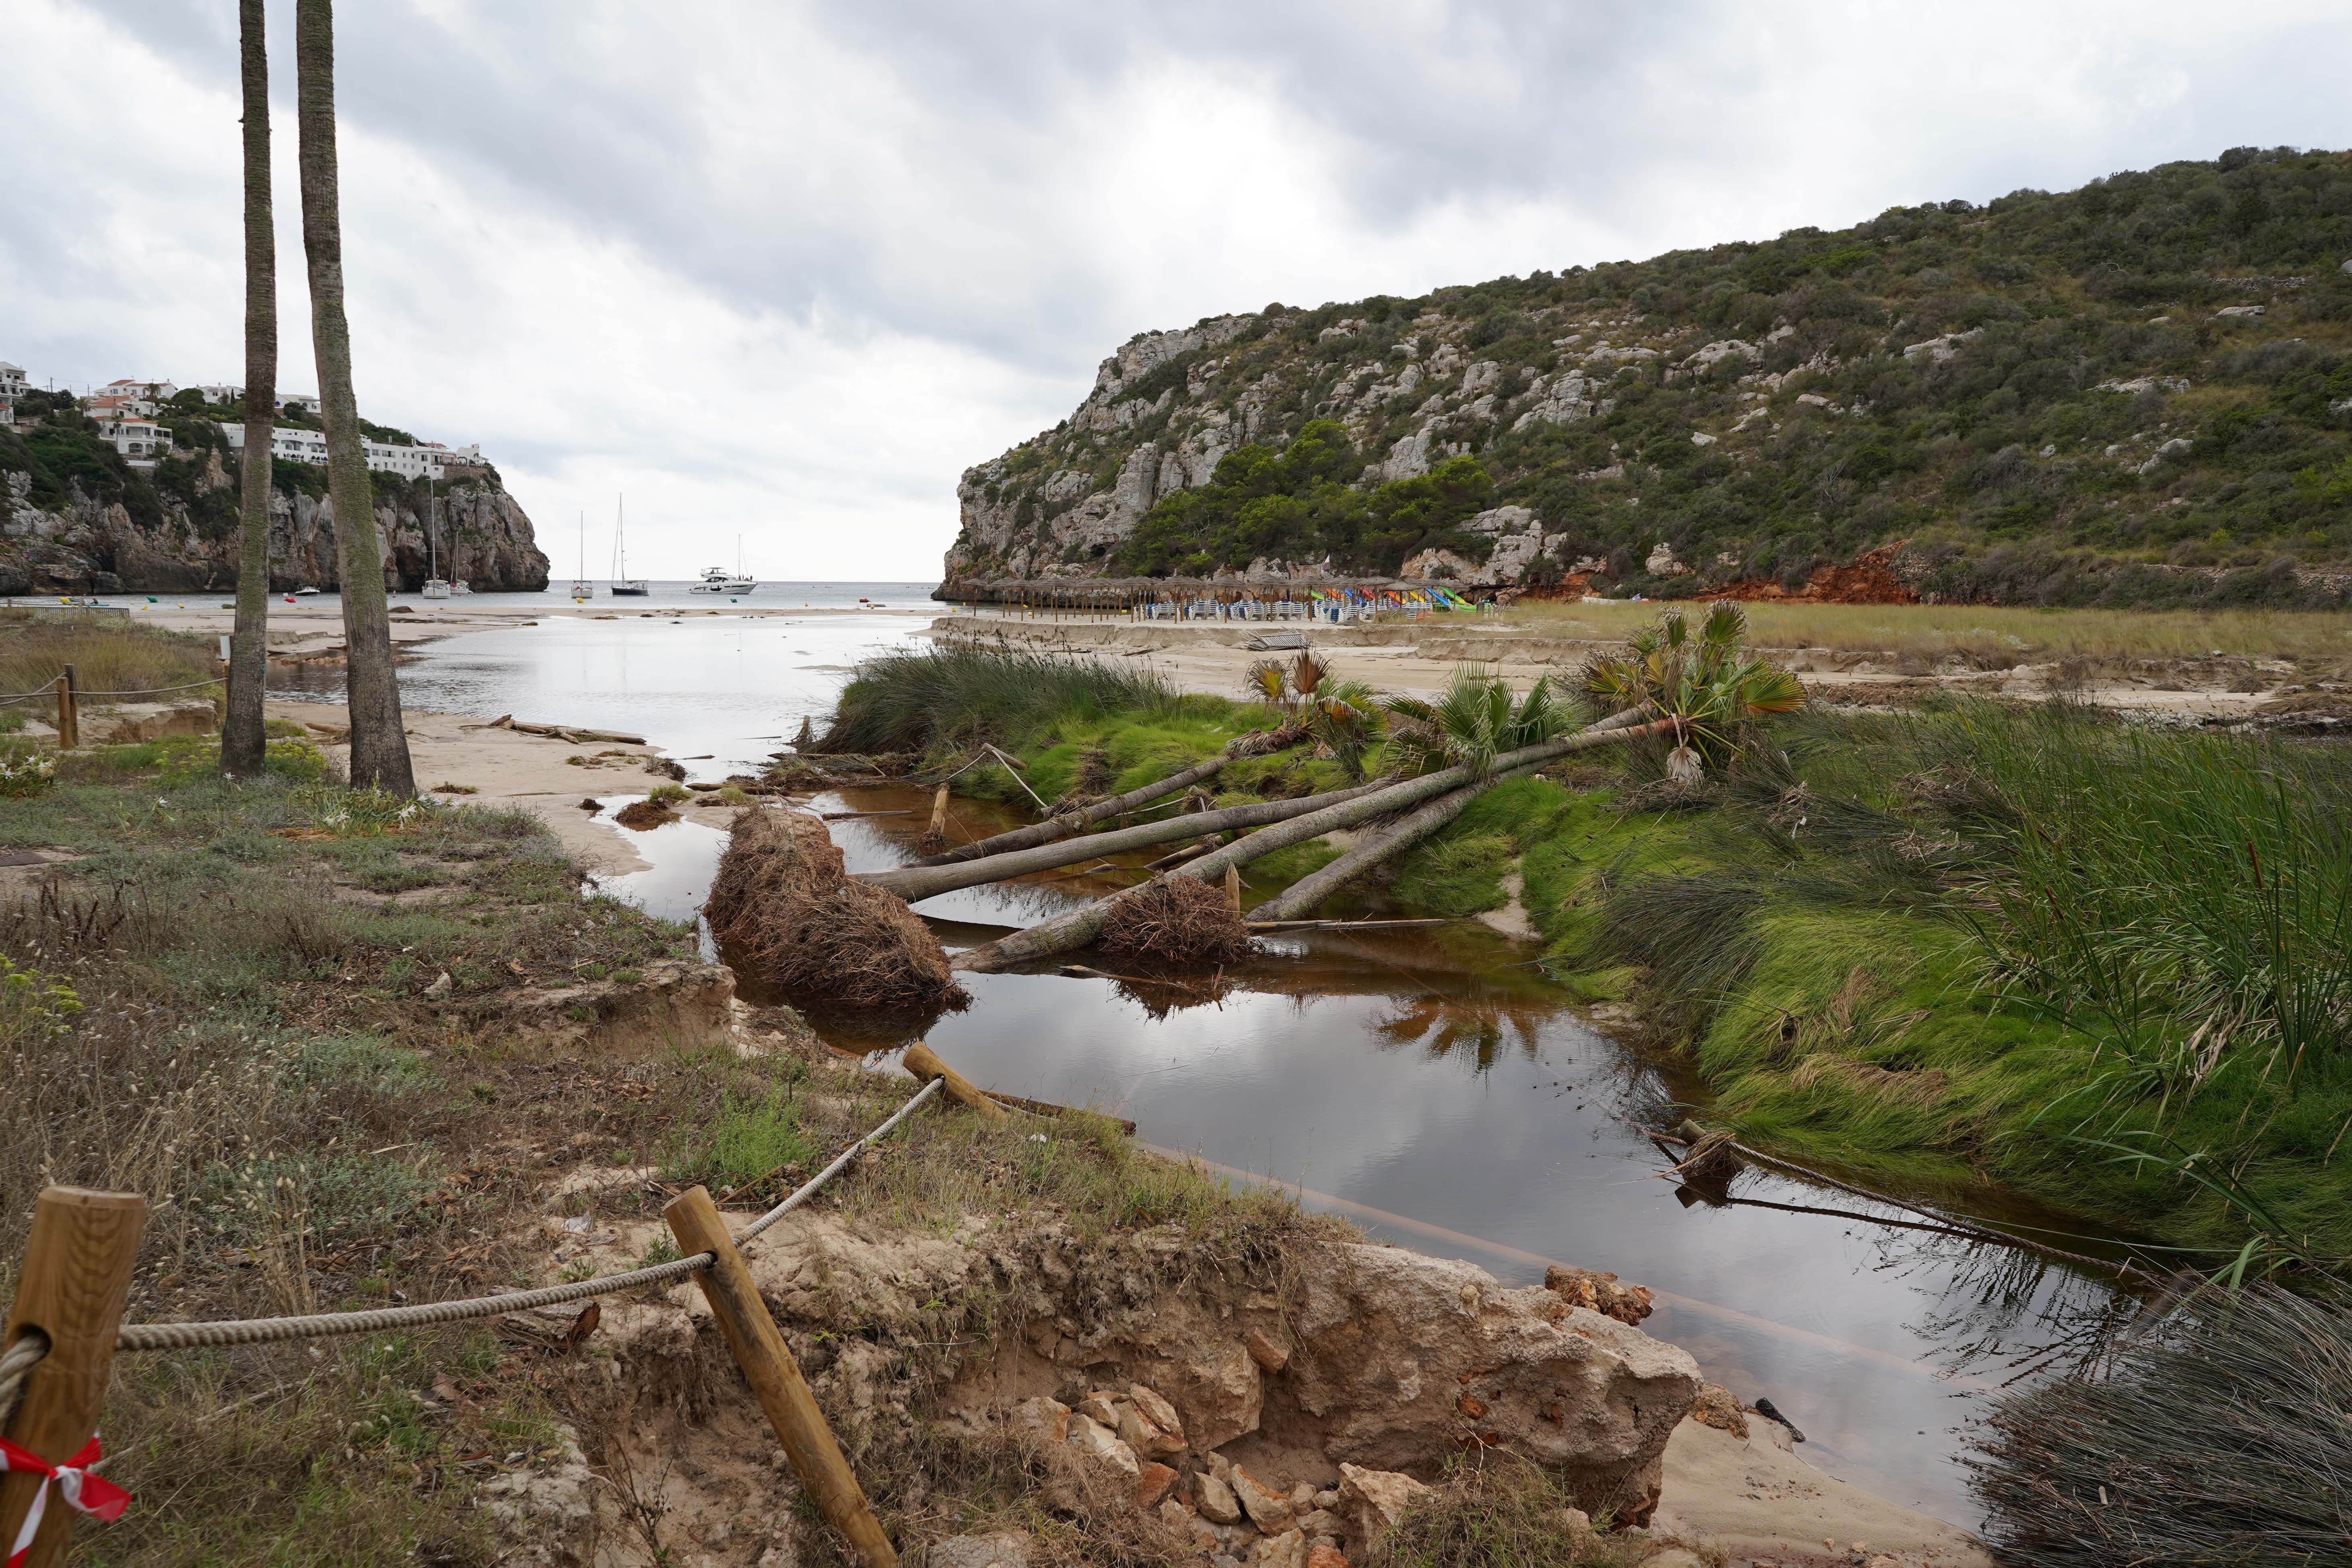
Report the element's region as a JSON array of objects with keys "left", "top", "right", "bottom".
[
  {"left": 218, "top": 423, "right": 482, "bottom": 480},
  {"left": 95, "top": 377, "right": 177, "bottom": 404},
  {"left": 0, "top": 362, "right": 26, "bottom": 399},
  {"left": 96, "top": 415, "right": 170, "bottom": 466},
  {"left": 197, "top": 384, "right": 243, "bottom": 405}
]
